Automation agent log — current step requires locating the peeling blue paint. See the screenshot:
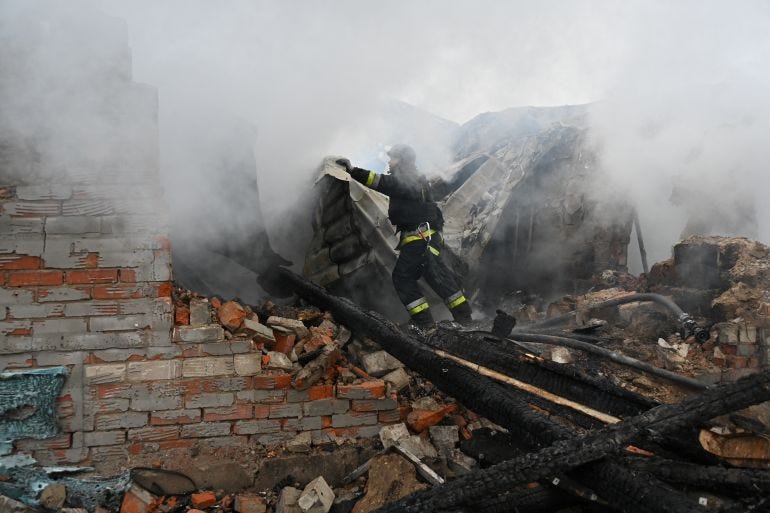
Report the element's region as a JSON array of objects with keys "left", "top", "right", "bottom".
[{"left": 0, "top": 367, "right": 68, "bottom": 454}]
